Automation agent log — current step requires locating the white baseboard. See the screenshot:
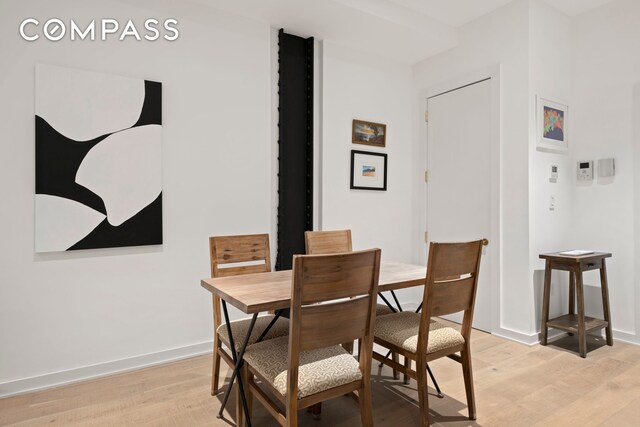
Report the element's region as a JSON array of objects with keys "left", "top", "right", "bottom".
[
  {"left": 492, "top": 327, "right": 539, "bottom": 346},
  {"left": 487, "top": 326, "right": 606, "bottom": 347},
  {"left": 501, "top": 327, "right": 640, "bottom": 348},
  {"left": 612, "top": 329, "right": 640, "bottom": 345},
  {"left": 0, "top": 341, "right": 214, "bottom": 399}
]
